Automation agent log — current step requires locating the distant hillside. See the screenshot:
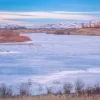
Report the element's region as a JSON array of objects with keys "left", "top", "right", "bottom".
[{"left": 0, "top": 21, "right": 100, "bottom": 29}]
